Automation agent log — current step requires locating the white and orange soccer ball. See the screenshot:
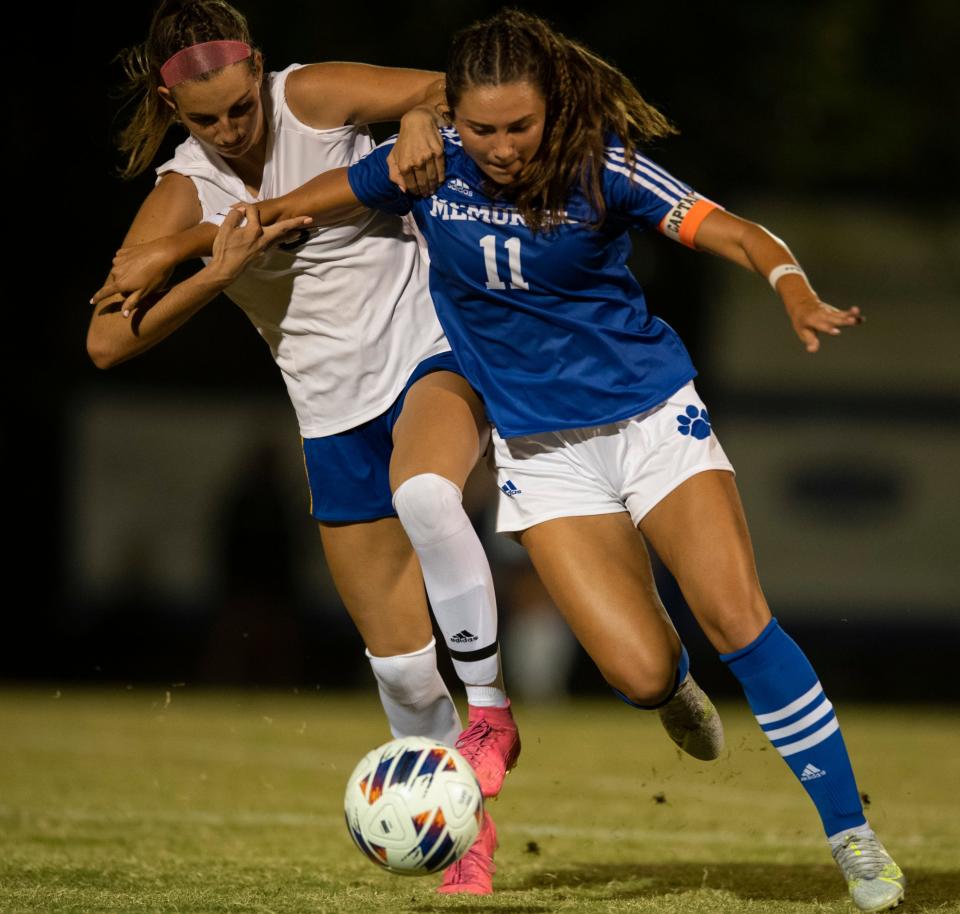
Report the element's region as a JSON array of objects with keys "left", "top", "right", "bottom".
[{"left": 343, "top": 736, "right": 483, "bottom": 875}]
